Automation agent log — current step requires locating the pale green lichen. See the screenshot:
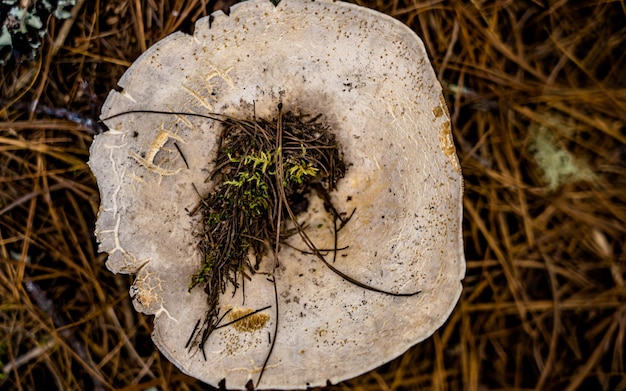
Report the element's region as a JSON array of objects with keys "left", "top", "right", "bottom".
[
  {"left": 0, "top": 25, "right": 11, "bottom": 46},
  {"left": 54, "top": 0, "right": 74, "bottom": 19},
  {"left": 1, "top": 0, "right": 75, "bottom": 65},
  {"left": 529, "top": 119, "right": 595, "bottom": 191}
]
